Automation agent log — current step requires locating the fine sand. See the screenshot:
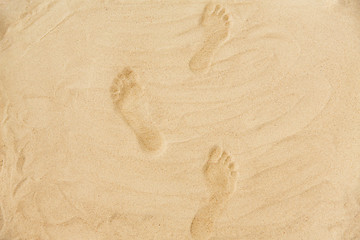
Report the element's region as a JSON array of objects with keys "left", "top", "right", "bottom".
[{"left": 0, "top": 0, "right": 360, "bottom": 239}]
